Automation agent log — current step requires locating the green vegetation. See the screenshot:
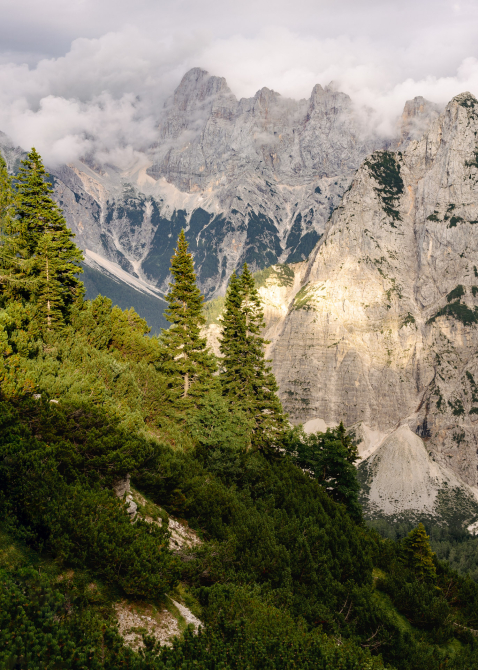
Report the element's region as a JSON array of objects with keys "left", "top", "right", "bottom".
[
  {"left": 448, "top": 398, "right": 466, "bottom": 416},
  {"left": 401, "top": 312, "right": 416, "bottom": 328},
  {"left": 284, "top": 422, "right": 362, "bottom": 520},
  {"left": 447, "top": 285, "right": 466, "bottom": 302},
  {"left": 466, "top": 370, "right": 478, "bottom": 404},
  {"left": 364, "top": 151, "right": 404, "bottom": 224},
  {"left": 219, "top": 265, "right": 287, "bottom": 451},
  {"left": 203, "top": 294, "right": 226, "bottom": 325},
  {"left": 427, "top": 302, "right": 478, "bottom": 326},
  {"left": 253, "top": 263, "right": 295, "bottom": 289},
  {"left": 369, "top": 519, "right": 478, "bottom": 583},
  {"left": 160, "top": 229, "right": 217, "bottom": 413},
  {"left": 448, "top": 216, "right": 464, "bottom": 228},
  {"left": 3, "top": 150, "right": 478, "bottom": 668},
  {"left": 293, "top": 281, "right": 315, "bottom": 310},
  {"left": 402, "top": 524, "right": 437, "bottom": 582}
]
